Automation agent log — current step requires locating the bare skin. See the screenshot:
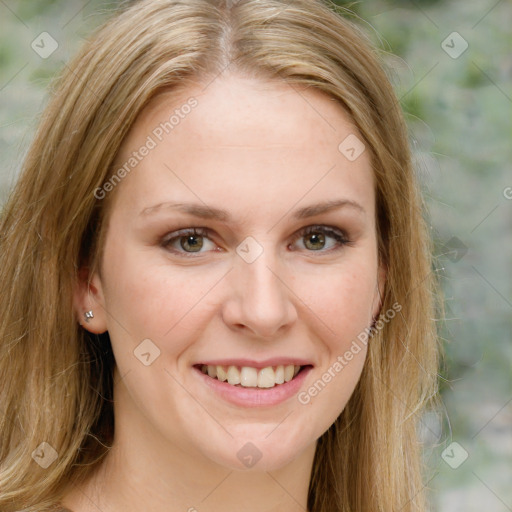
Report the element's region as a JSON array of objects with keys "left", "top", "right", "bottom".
[{"left": 68, "top": 73, "right": 385, "bottom": 512}]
